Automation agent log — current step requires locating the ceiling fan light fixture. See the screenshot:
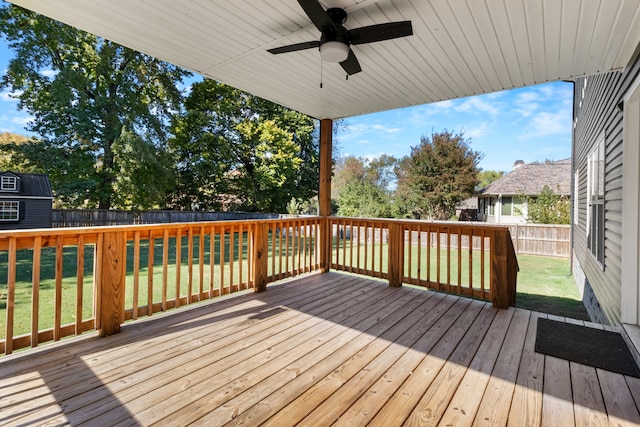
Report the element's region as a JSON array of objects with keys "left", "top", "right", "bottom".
[{"left": 320, "top": 41, "right": 349, "bottom": 63}]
